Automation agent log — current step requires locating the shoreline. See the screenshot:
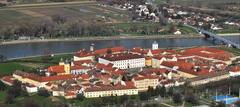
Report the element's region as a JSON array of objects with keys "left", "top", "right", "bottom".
[
  {"left": 6, "top": 45, "right": 224, "bottom": 61},
  {"left": 217, "top": 33, "right": 240, "bottom": 36},
  {"left": 0, "top": 34, "right": 203, "bottom": 45},
  {"left": 1, "top": 33, "right": 239, "bottom": 45}
]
